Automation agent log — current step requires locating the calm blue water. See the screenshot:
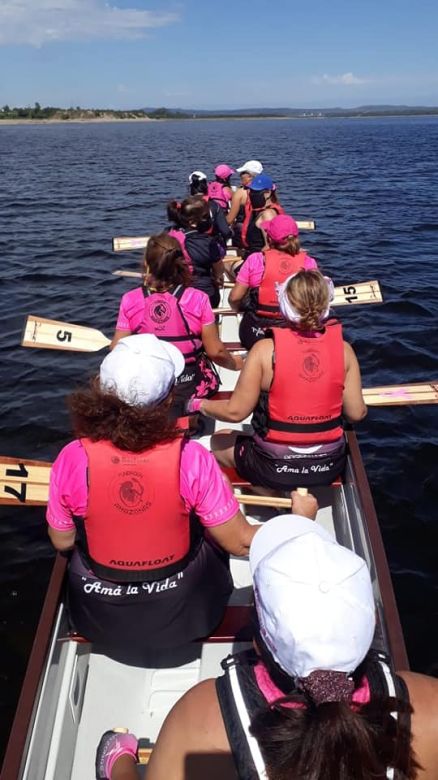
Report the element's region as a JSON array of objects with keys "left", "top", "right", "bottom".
[{"left": 0, "top": 117, "right": 437, "bottom": 756}]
